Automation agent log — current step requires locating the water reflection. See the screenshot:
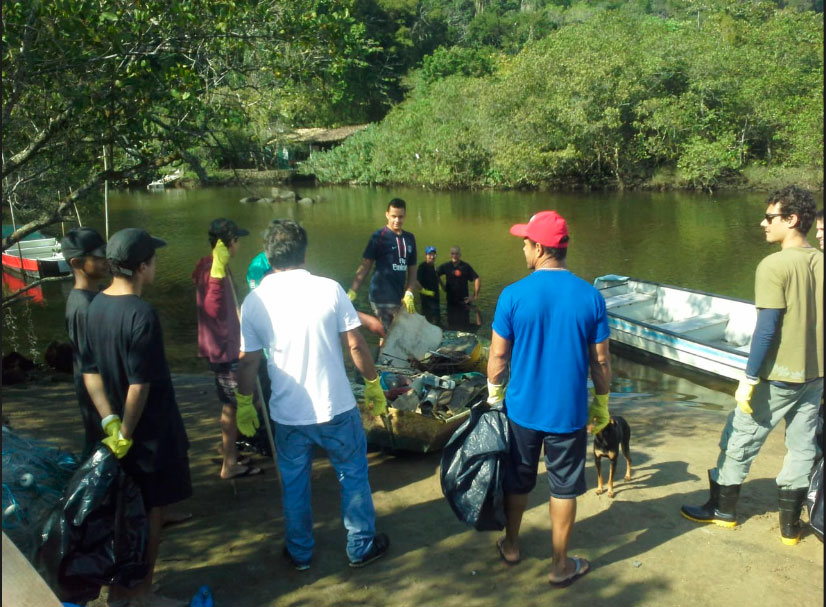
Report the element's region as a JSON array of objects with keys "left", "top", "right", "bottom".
[{"left": 1, "top": 184, "right": 805, "bottom": 407}]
